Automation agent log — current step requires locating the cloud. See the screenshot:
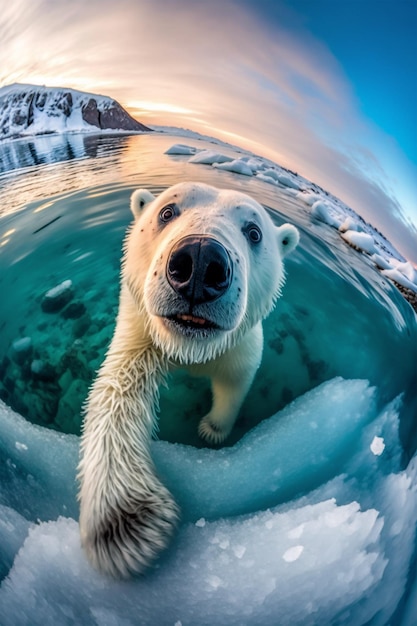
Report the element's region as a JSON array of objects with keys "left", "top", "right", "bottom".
[{"left": 1, "top": 0, "right": 416, "bottom": 261}]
